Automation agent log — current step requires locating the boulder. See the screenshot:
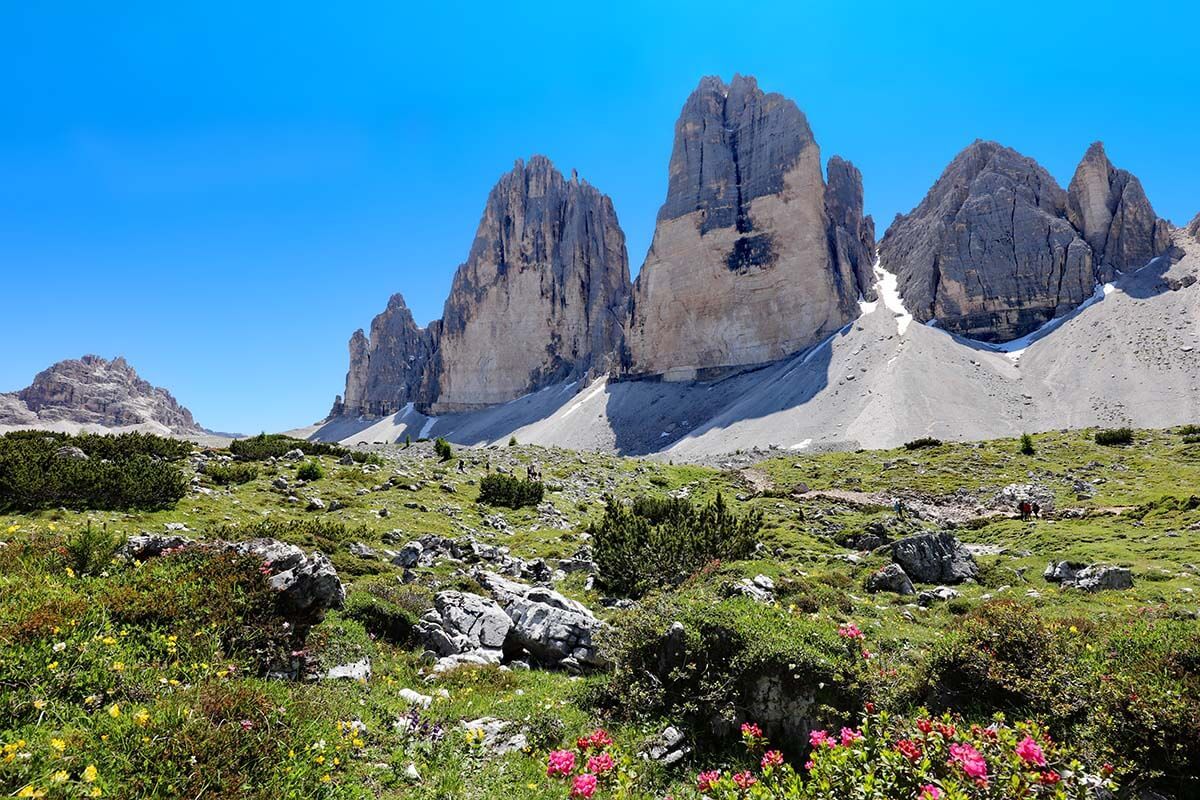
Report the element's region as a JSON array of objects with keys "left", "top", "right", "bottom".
[
  {"left": 53, "top": 445, "right": 89, "bottom": 460},
  {"left": 640, "top": 726, "right": 690, "bottom": 766},
  {"left": 992, "top": 483, "right": 1056, "bottom": 513},
  {"left": 865, "top": 563, "right": 915, "bottom": 595},
  {"left": 891, "top": 531, "right": 978, "bottom": 584},
  {"left": 475, "top": 570, "right": 607, "bottom": 669},
  {"left": 459, "top": 718, "right": 528, "bottom": 756},
  {"left": 1044, "top": 561, "right": 1133, "bottom": 591},
  {"left": 324, "top": 658, "right": 371, "bottom": 681},
  {"left": 391, "top": 541, "right": 424, "bottom": 568},
  {"left": 415, "top": 590, "right": 511, "bottom": 667}
]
